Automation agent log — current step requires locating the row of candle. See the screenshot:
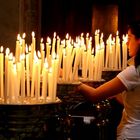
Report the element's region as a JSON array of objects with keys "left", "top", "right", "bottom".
[{"left": 0, "top": 31, "right": 128, "bottom": 104}]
